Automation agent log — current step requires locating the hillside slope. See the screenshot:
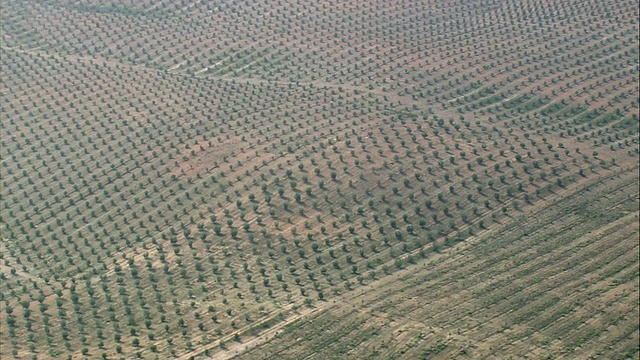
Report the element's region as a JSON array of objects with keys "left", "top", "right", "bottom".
[{"left": 1, "top": 0, "right": 638, "bottom": 359}]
